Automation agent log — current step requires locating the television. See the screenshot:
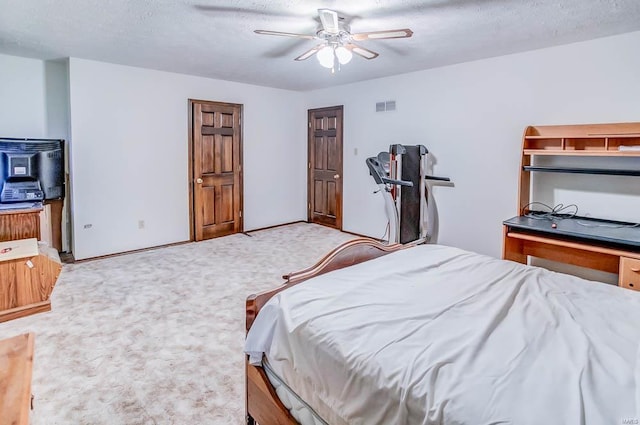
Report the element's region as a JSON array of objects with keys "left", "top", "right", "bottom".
[{"left": 0, "top": 138, "right": 65, "bottom": 203}]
